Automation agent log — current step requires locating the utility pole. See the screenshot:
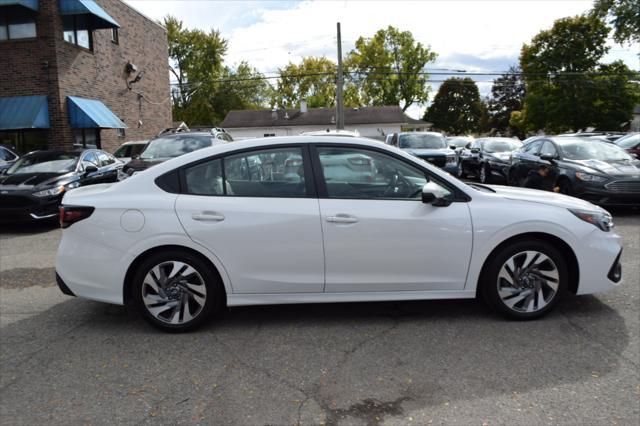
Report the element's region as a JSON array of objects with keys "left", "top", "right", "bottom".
[{"left": 336, "top": 22, "right": 345, "bottom": 130}]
